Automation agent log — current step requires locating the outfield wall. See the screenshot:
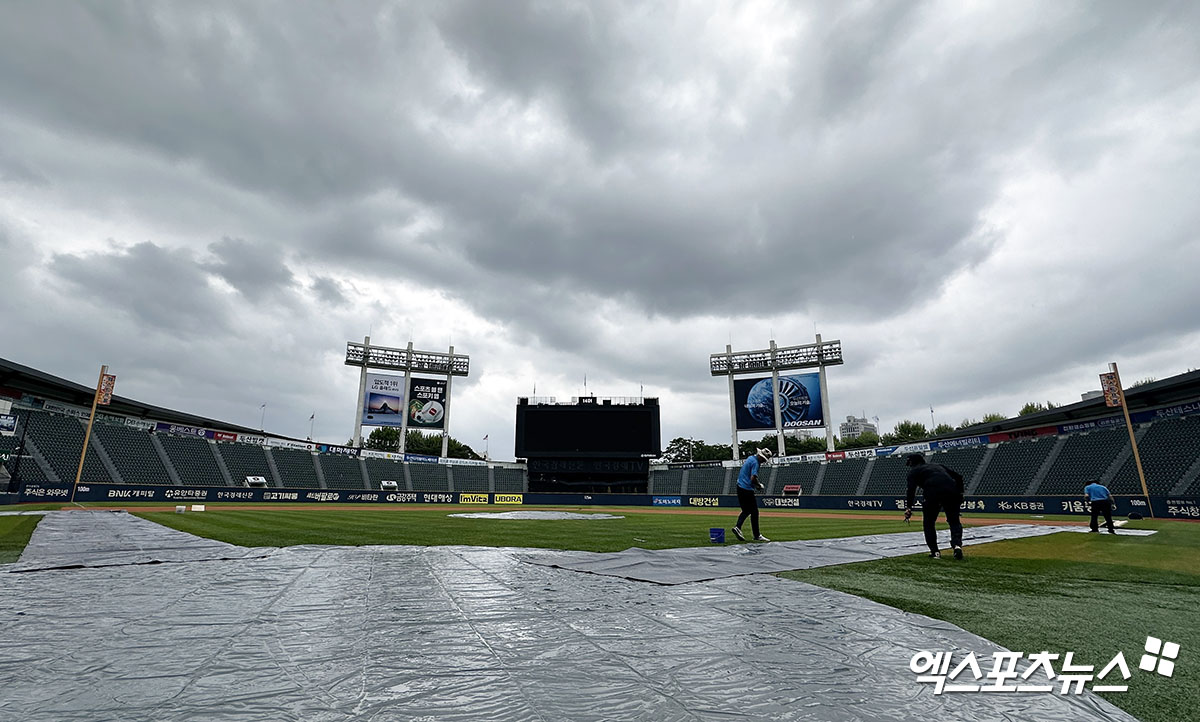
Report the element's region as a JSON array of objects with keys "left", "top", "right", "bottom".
[{"left": 12, "top": 481, "right": 1199, "bottom": 519}]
